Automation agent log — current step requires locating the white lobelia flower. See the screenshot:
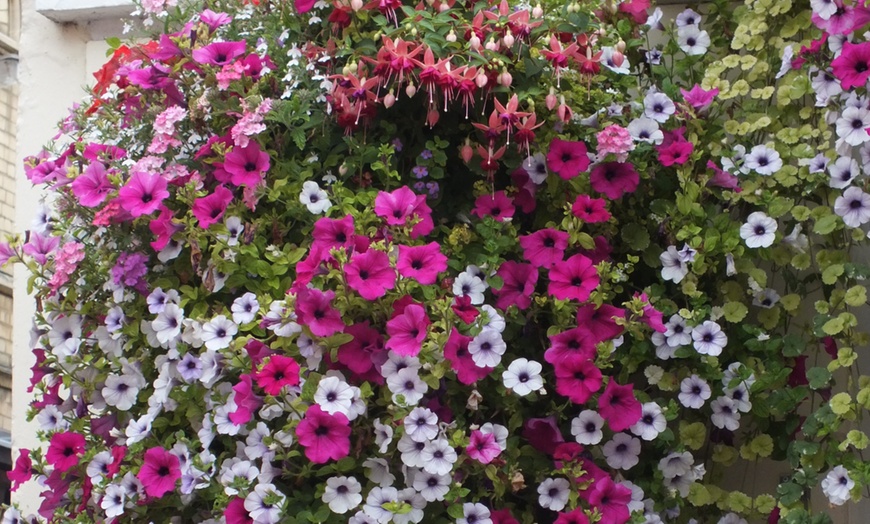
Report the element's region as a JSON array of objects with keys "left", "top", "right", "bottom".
[
  {"left": 468, "top": 329, "right": 506, "bottom": 368},
  {"left": 677, "top": 25, "right": 710, "bottom": 56},
  {"left": 502, "top": 358, "right": 544, "bottom": 396},
  {"left": 603, "top": 433, "right": 642, "bottom": 469},
  {"left": 537, "top": 478, "right": 571, "bottom": 511},
  {"left": 630, "top": 402, "right": 667, "bottom": 441},
  {"left": 453, "top": 271, "right": 487, "bottom": 305},
  {"left": 710, "top": 396, "right": 741, "bottom": 430},
  {"left": 404, "top": 407, "right": 439, "bottom": 443},
  {"left": 627, "top": 117, "right": 664, "bottom": 145},
  {"left": 232, "top": 292, "right": 260, "bottom": 324},
  {"left": 679, "top": 375, "right": 711, "bottom": 409},
  {"left": 412, "top": 470, "right": 451, "bottom": 502},
  {"left": 244, "top": 483, "right": 285, "bottom": 524},
  {"left": 821, "top": 465, "right": 854, "bottom": 506},
  {"left": 740, "top": 211, "right": 777, "bottom": 248},
  {"left": 457, "top": 503, "right": 492, "bottom": 524},
  {"left": 522, "top": 153, "right": 549, "bottom": 184},
  {"left": 643, "top": 91, "right": 675, "bottom": 123},
  {"left": 664, "top": 314, "right": 692, "bottom": 348},
  {"left": 323, "top": 476, "right": 363, "bottom": 514},
  {"left": 691, "top": 320, "right": 727, "bottom": 356},
  {"left": 314, "top": 375, "right": 355, "bottom": 417},
  {"left": 828, "top": 156, "right": 860, "bottom": 188},
  {"left": 744, "top": 145, "right": 783, "bottom": 175},
  {"left": 675, "top": 8, "right": 702, "bottom": 26},
  {"left": 201, "top": 315, "right": 238, "bottom": 350},
  {"left": 101, "top": 483, "right": 127, "bottom": 518},
  {"left": 660, "top": 246, "right": 688, "bottom": 283},
  {"left": 386, "top": 367, "right": 428, "bottom": 406},
  {"left": 421, "top": 438, "right": 457, "bottom": 476},
  {"left": 835, "top": 186, "right": 870, "bottom": 227},
  {"left": 102, "top": 373, "right": 142, "bottom": 411},
  {"left": 571, "top": 409, "right": 605, "bottom": 445},
  {"left": 836, "top": 106, "right": 870, "bottom": 146},
  {"left": 364, "top": 486, "right": 399, "bottom": 523},
  {"left": 152, "top": 303, "right": 184, "bottom": 344},
  {"left": 299, "top": 180, "right": 332, "bottom": 214}
]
